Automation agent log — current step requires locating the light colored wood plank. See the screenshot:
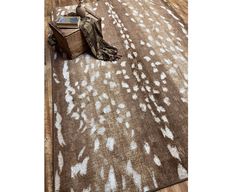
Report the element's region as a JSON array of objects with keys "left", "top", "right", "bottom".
[
  {"left": 45, "top": 15, "right": 53, "bottom": 192},
  {"left": 159, "top": 181, "right": 188, "bottom": 192}
]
